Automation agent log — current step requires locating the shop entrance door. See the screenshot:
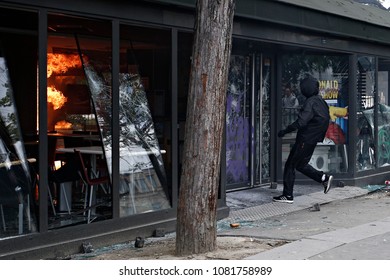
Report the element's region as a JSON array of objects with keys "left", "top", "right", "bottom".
[{"left": 225, "top": 54, "right": 272, "bottom": 191}]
